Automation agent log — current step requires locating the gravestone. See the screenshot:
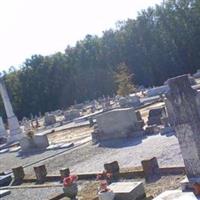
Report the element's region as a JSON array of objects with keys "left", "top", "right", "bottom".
[
  {"left": 141, "top": 157, "right": 161, "bottom": 182},
  {"left": 12, "top": 166, "right": 25, "bottom": 182},
  {"left": 20, "top": 133, "right": 49, "bottom": 152},
  {"left": 108, "top": 182, "right": 145, "bottom": 200},
  {"left": 44, "top": 113, "right": 56, "bottom": 126},
  {"left": 104, "top": 161, "right": 120, "bottom": 180},
  {"left": 166, "top": 75, "right": 200, "bottom": 188},
  {"left": 147, "top": 107, "right": 166, "bottom": 125},
  {"left": 60, "top": 168, "right": 70, "bottom": 181},
  {"left": 93, "top": 108, "right": 144, "bottom": 142},
  {"left": 22, "top": 118, "right": 32, "bottom": 133},
  {"left": 64, "top": 110, "right": 80, "bottom": 121},
  {"left": 34, "top": 165, "right": 47, "bottom": 183}
]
